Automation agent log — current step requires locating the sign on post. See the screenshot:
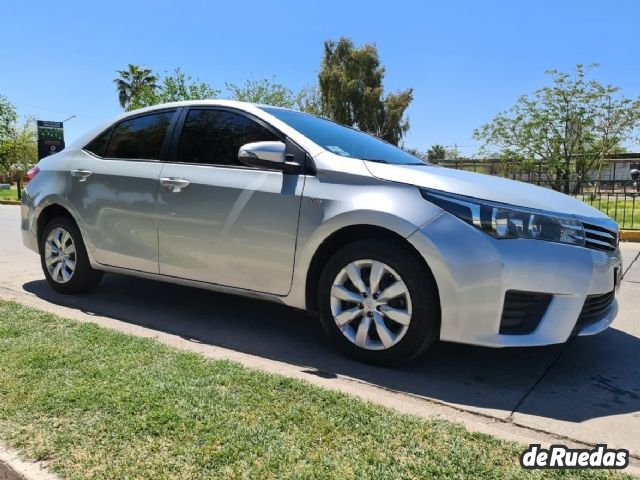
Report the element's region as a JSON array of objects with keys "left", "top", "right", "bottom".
[{"left": 37, "top": 120, "right": 65, "bottom": 160}]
